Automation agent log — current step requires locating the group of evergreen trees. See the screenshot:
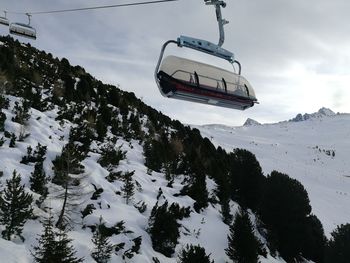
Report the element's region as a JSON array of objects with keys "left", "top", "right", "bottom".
[{"left": 142, "top": 128, "right": 331, "bottom": 262}]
